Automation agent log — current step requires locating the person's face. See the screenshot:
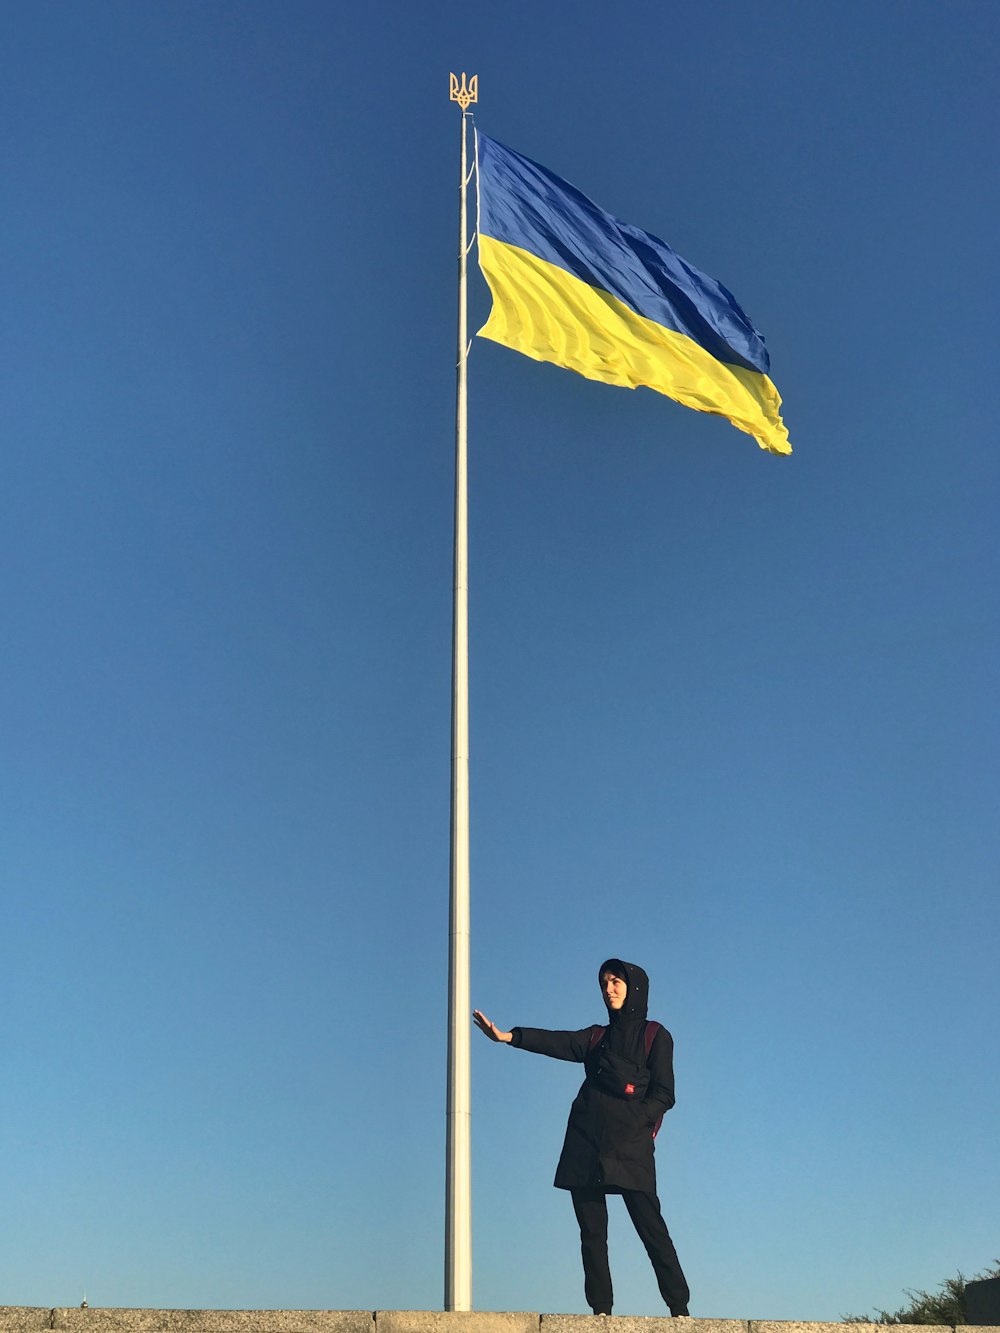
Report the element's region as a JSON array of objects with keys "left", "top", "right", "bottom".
[{"left": 601, "top": 970, "right": 628, "bottom": 1011}]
